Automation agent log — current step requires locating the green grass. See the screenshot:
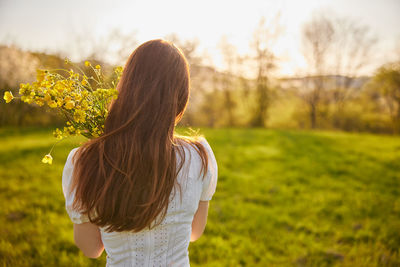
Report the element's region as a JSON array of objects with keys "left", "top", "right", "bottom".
[{"left": 0, "top": 127, "right": 399, "bottom": 266}]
